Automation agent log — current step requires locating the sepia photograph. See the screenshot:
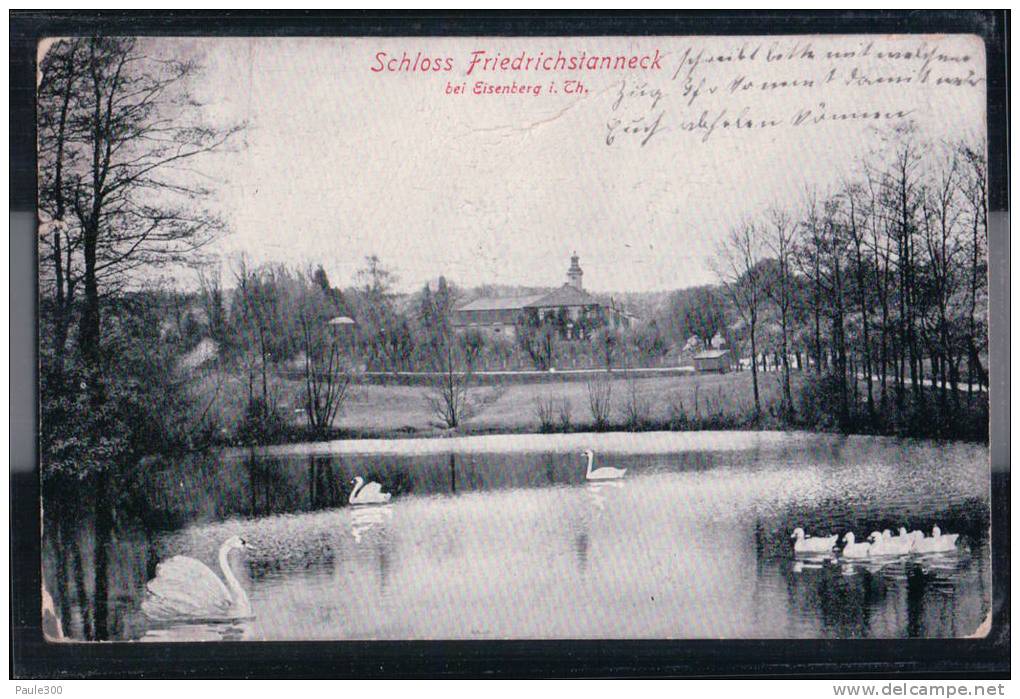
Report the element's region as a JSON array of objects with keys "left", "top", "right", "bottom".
[{"left": 31, "top": 28, "right": 995, "bottom": 648}]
